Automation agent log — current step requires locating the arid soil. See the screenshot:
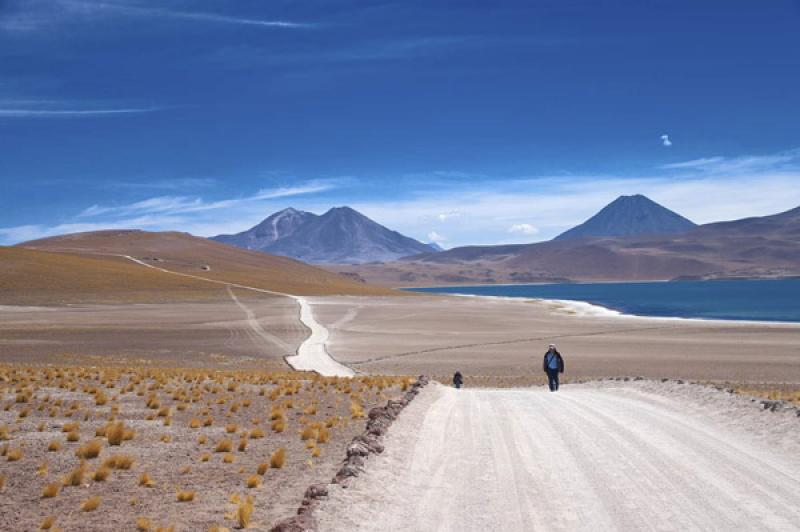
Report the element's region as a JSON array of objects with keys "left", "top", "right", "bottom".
[
  {"left": 0, "top": 365, "right": 412, "bottom": 531},
  {"left": 0, "top": 290, "right": 304, "bottom": 369},
  {"left": 311, "top": 295, "right": 800, "bottom": 383}
]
